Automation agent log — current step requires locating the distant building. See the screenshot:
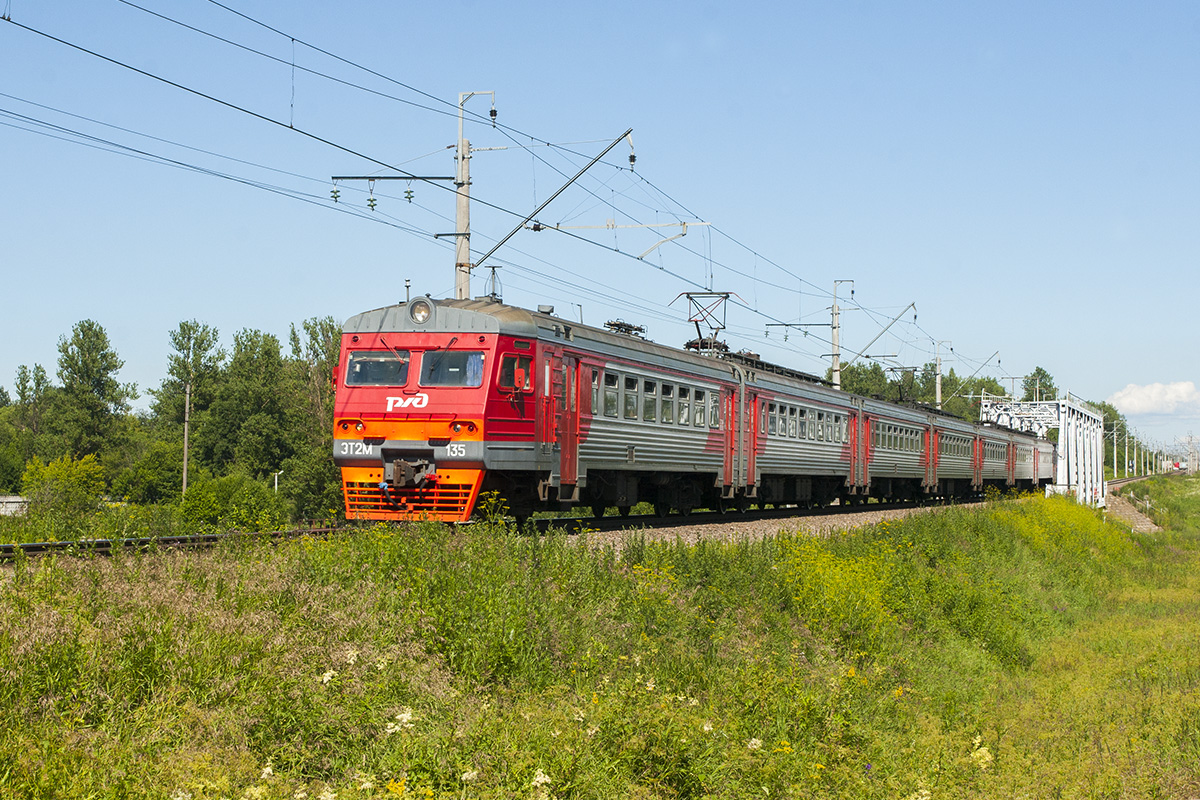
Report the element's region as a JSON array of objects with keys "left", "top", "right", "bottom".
[{"left": 0, "top": 496, "right": 28, "bottom": 516}]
